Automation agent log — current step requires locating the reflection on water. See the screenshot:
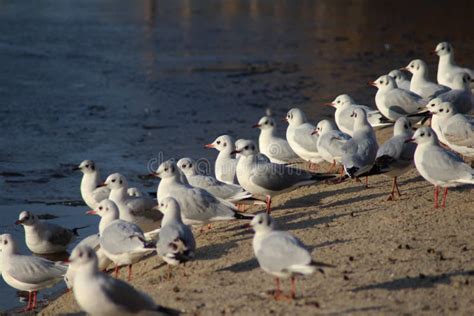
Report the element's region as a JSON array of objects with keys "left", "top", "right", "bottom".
[{"left": 1, "top": 0, "right": 473, "bottom": 311}]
